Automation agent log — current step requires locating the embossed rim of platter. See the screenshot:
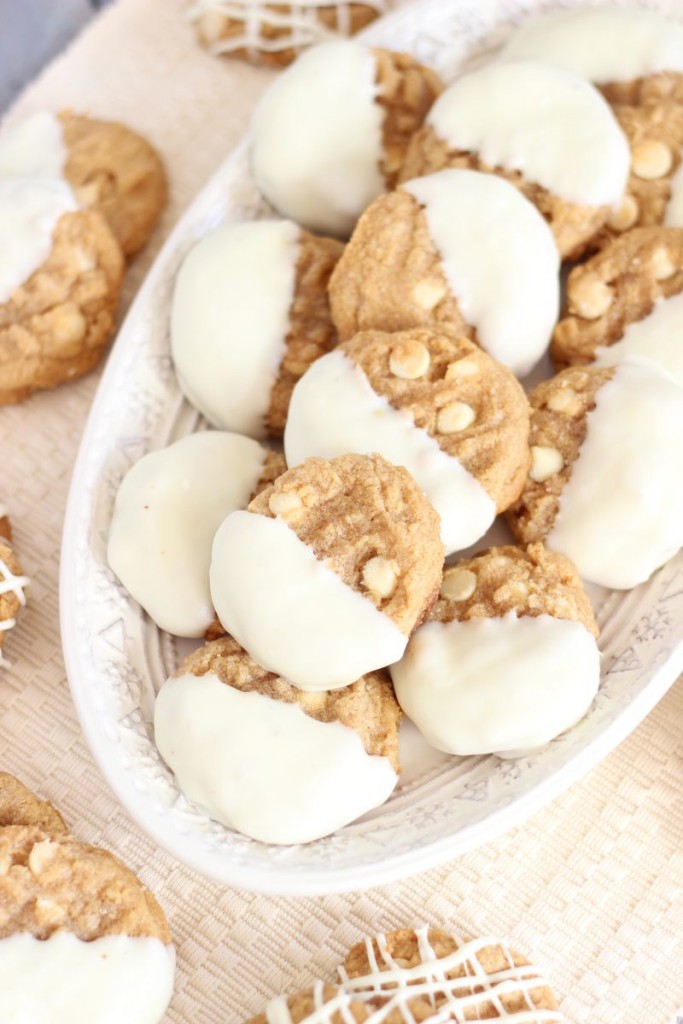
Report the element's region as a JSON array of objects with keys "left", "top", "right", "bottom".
[{"left": 61, "top": 0, "right": 683, "bottom": 895}]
